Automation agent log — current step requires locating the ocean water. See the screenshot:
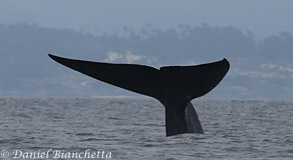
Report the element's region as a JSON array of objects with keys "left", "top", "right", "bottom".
[{"left": 0, "top": 97, "right": 292, "bottom": 160}]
